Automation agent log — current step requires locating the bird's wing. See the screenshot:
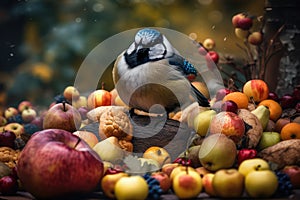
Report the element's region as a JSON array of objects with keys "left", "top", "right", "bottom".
[{"left": 168, "top": 54, "right": 210, "bottom": 107}]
